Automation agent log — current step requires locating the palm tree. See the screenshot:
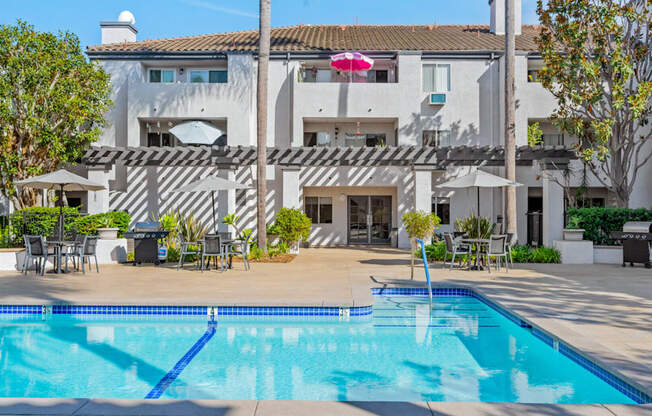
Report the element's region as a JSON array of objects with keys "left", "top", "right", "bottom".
[
  {"left": 504, "top": 0, "right": 517, "bottom": 235},
  {"left": 256, "top": 0, "right": 271, "bottom": 252}
]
